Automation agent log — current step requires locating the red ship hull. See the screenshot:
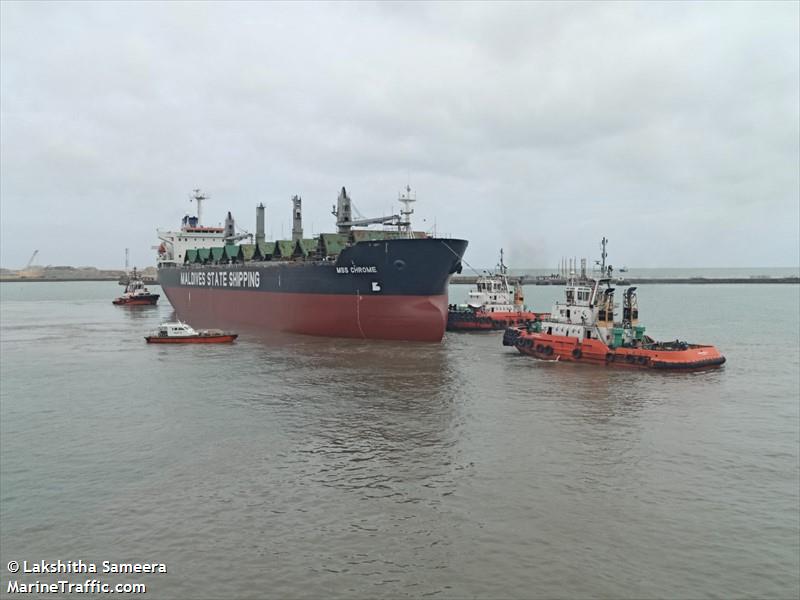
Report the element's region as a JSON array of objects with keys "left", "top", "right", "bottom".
[
  {"left": 447, "top": 310, "right": 549, "bottom": 331},
  {"left": 161, "top": 287, "right": 449, "bottom": 342},
  {"left": 505, "top": 330, "right": 725, "bottom": 370},
  {"left": 112, "top": 295, "right": 159, "bottom": 306}
]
